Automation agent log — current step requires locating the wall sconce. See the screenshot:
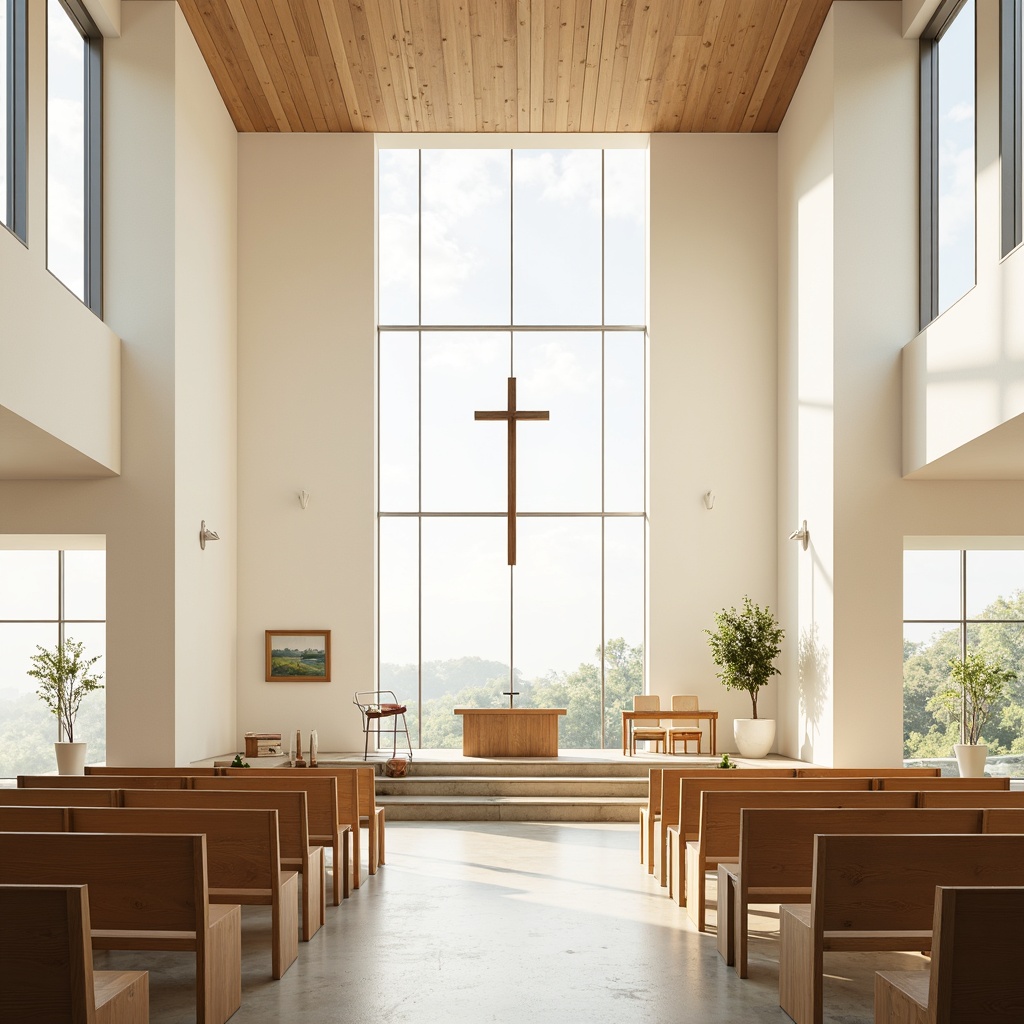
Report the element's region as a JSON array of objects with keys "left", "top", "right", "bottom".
[
  {"left": 703, "top": 491, "right": 715, "bottom": 510},
  {"left": 298, "top": 490, "right": 311, "bottom": 510},
  {"left": 199, "top": 520, "right": 220, "bottom": 550},
  {"left": 788, "top": 520, "right": 809, "bottom": 550}
]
